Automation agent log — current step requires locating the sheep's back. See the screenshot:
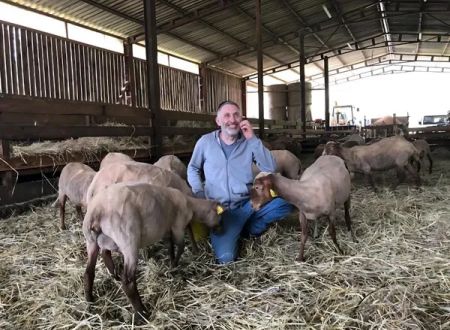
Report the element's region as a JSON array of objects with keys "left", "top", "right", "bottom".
[
  {"left": 92, "top": 183, "right": 191, "bottom": 248},
  {"left": 302, "top": 155, "right": 350, "bottom": 205}
]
